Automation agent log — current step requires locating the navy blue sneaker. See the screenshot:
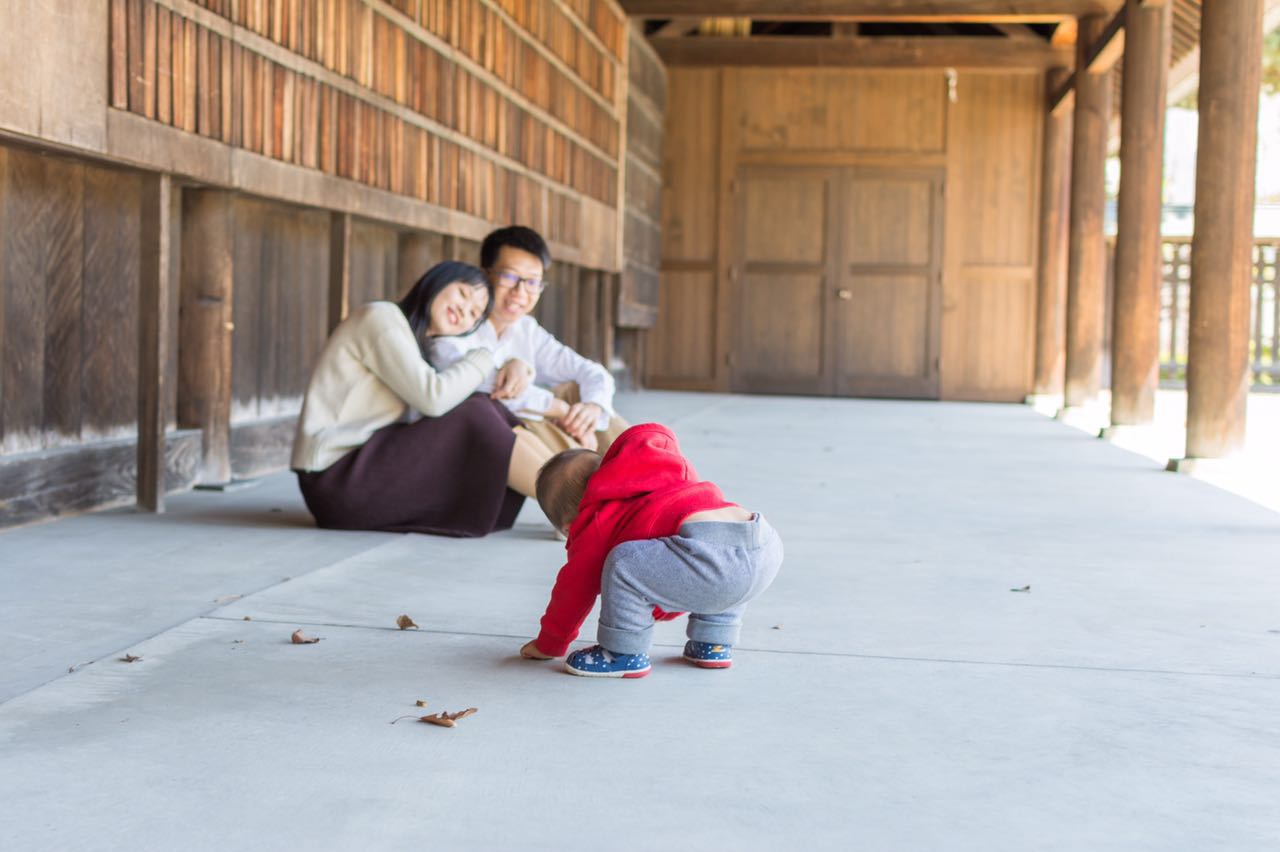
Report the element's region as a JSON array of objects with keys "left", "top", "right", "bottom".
[
  {"left": 683, "top": 640, "right": 733, "bottom": 669},
  {"left": 564, "top": 645, "right": 651, "bottom": 678}
]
